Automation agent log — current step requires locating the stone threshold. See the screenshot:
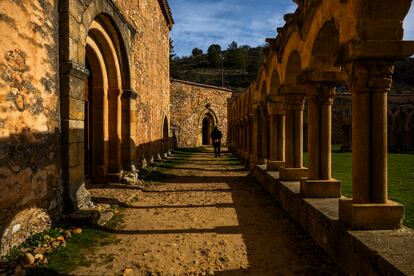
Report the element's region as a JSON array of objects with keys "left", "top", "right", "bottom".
[{"left": 251, "top": 165, "right": 414, "bottom": 275}]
